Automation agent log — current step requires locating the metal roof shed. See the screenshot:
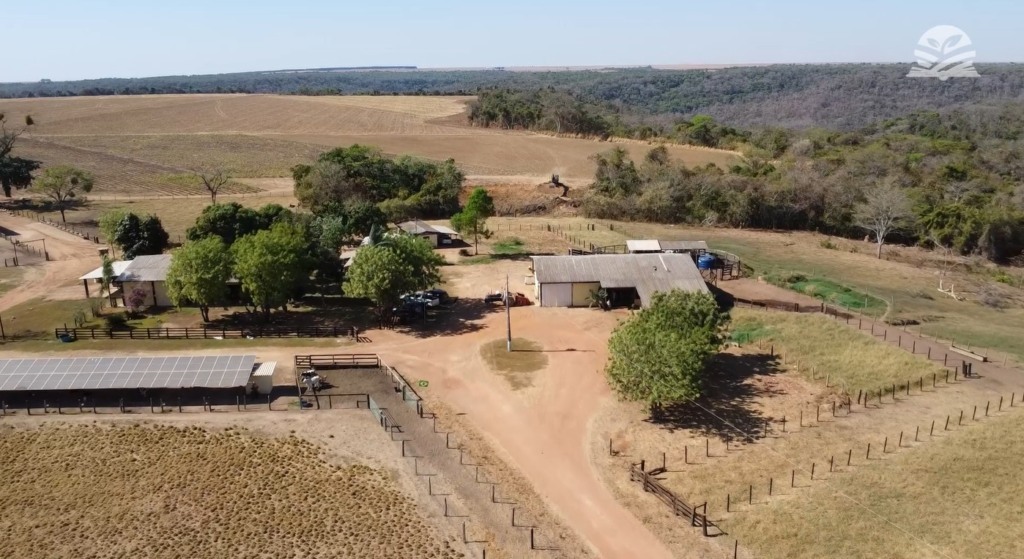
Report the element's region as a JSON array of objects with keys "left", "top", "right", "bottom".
[
  {"left": 531, "top": 253, "right": 708, "bottom": 307},
  {"left": 118, "top": 254, "right": 172, "bottom": 282}
]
